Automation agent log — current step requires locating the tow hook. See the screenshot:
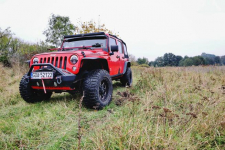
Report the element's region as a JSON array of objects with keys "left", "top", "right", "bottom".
[{"left": 56, "top": 76, "right": 62, "bottom": 84}]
